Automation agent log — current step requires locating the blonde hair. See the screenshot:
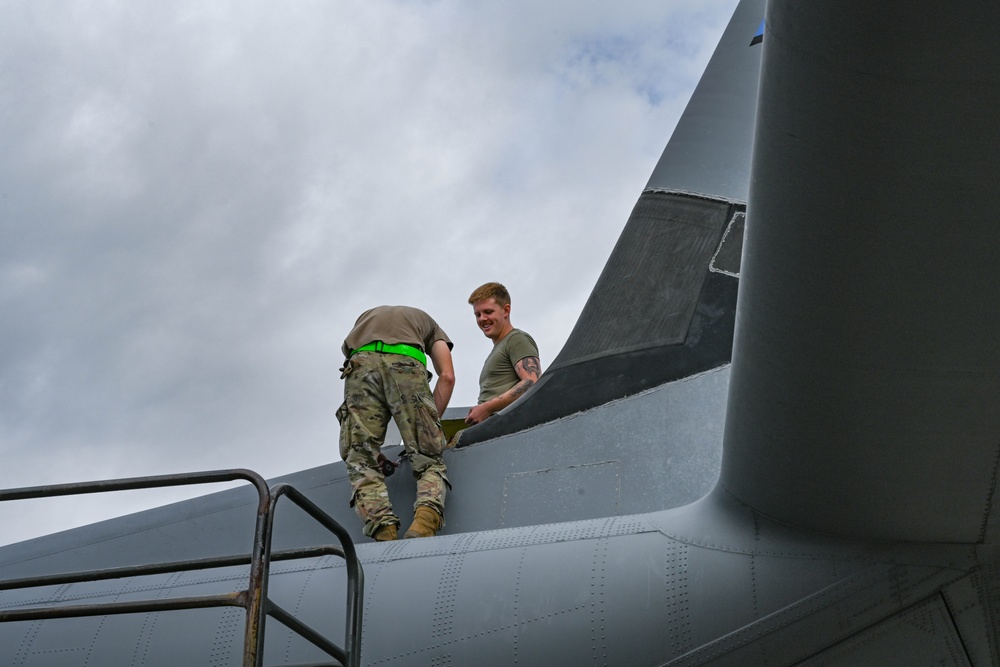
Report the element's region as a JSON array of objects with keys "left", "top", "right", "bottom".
[{"left": 468, "top": 282, "right": 510, "bottom": 307}]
